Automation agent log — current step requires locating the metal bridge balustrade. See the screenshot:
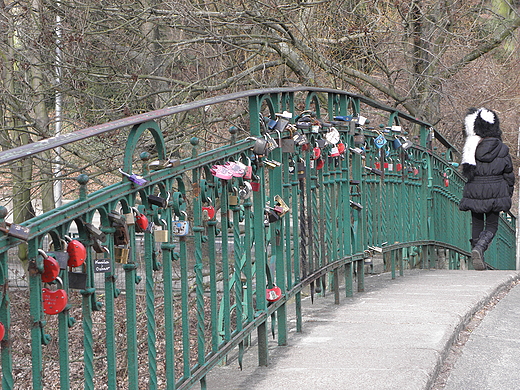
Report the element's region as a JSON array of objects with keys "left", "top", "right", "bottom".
[{"left": 0, "top": 87, "right": 515, "bottom": 390}]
